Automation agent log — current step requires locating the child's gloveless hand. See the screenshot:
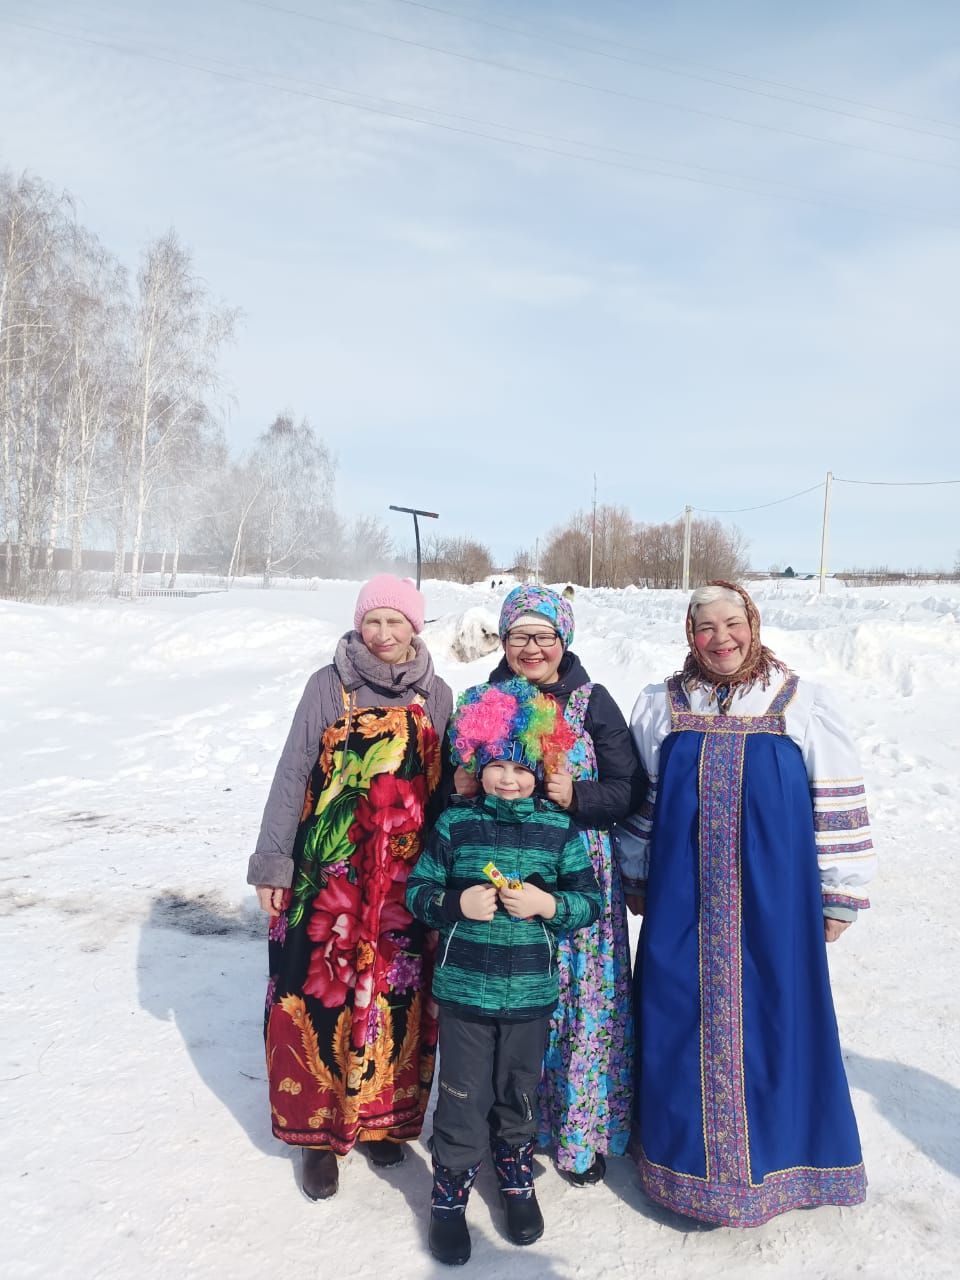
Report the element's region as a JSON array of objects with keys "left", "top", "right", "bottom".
[
  {"left": 499, "top": 883, "right": 557, "bottom": 920},
  {"left": 460, "top": 884, "right": 498, "bottom": 921}
]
